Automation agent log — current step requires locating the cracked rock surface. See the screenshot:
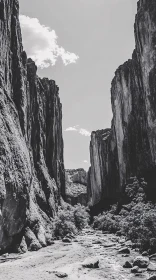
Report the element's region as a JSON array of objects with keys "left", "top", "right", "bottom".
[
  {"left": 88, "top": 0, "right": 156, "bottom": 211},
  {"left": 0, "top": 0, "right": 65, "bottom": 252}
]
